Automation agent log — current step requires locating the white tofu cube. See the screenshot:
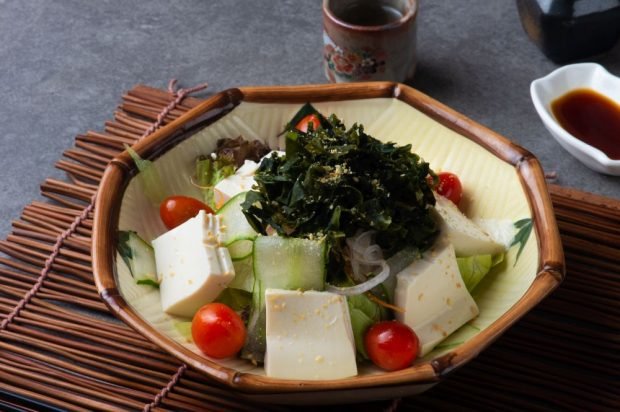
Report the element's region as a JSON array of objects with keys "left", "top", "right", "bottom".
[
  {"left": 264, "top": 289, "right": 358, "bottom": 380},
  {"left": 152, "top": 211, "right": 234, "bottom": 318},
  {"left": 213, "top": 152, "right": 285, "bottom": 208},
  {"left": 433, "top": 194, "right": 505, "bottom": 257},
  {"left": 213, "top": 174, "right": 256, "bottom": 209},
  {"left": 395, "top": 242, "right": 479, "bottom": 356},
  {"left": 235, "top": 159, "right": 260, "bottom": 176}
]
